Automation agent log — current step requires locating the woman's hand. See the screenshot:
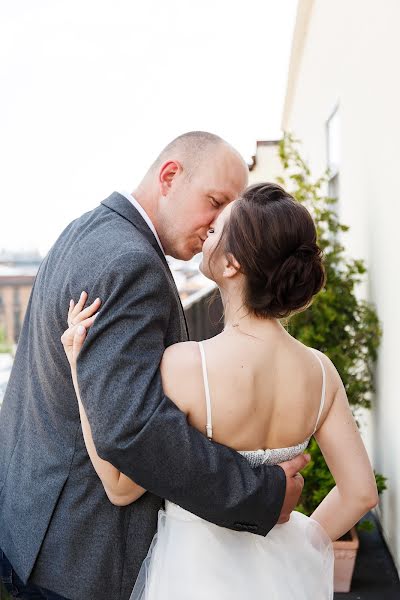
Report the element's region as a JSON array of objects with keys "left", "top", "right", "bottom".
[
  {"left": 61, "top": 291, "right": 101, "bottom": 367},
  {"left": 60, "top": 291, "right": 145, "bottom": 506}
]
